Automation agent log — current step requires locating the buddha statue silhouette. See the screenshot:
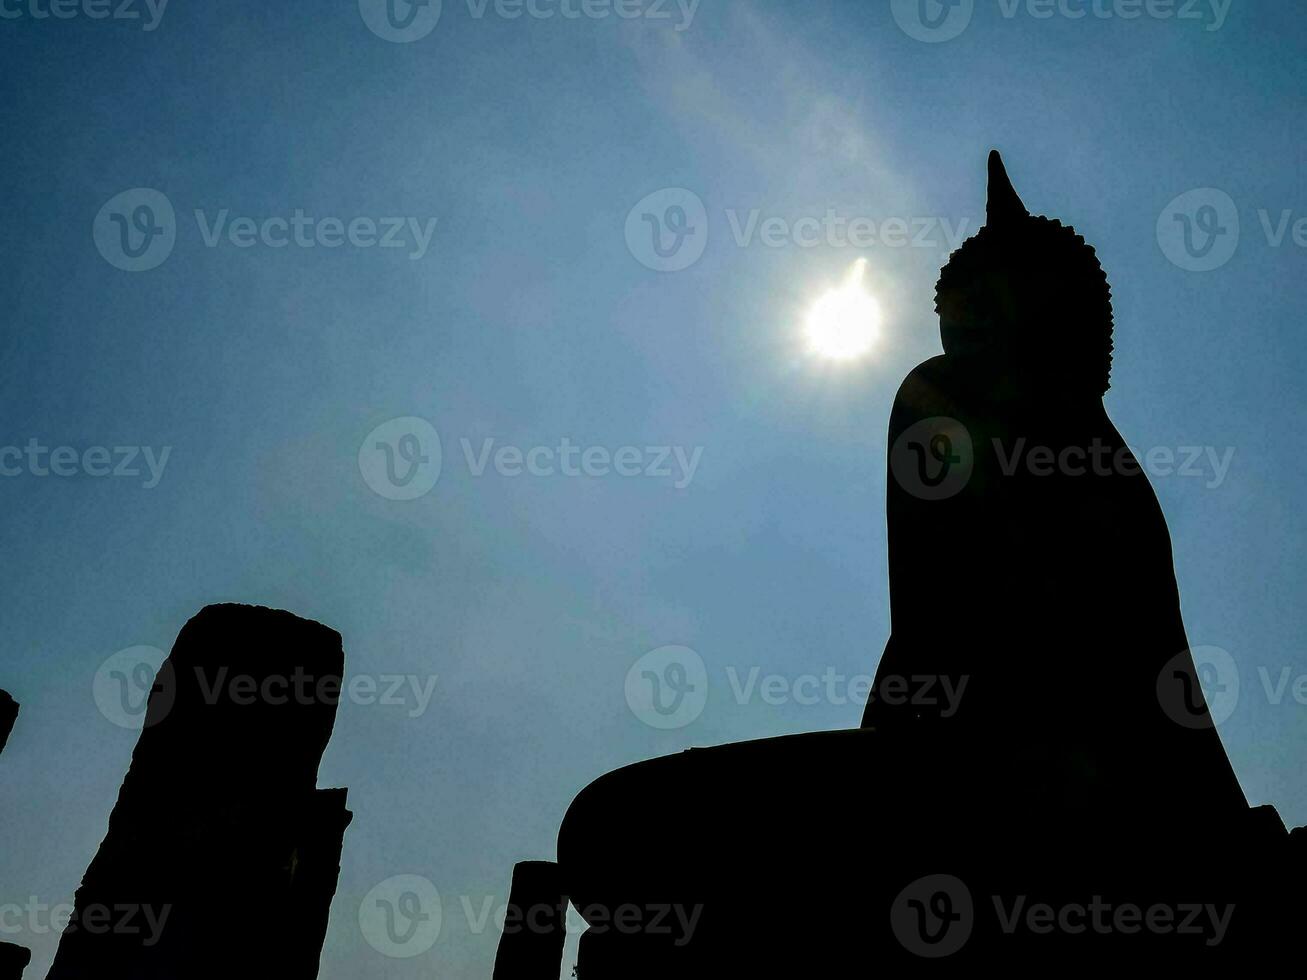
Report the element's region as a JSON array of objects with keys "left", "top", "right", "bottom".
[
  {"left": 556, "top": 152, "right": 1268, "bottom": 975},
  {"left": 866, "top": 150, "right": 1246, "bottom": 818}
]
